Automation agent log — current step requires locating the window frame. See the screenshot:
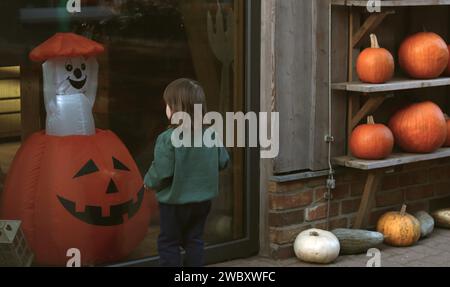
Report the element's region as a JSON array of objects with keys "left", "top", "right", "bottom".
[{"left": 108, "top": 0, "right": 261, "bottom": 267}]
